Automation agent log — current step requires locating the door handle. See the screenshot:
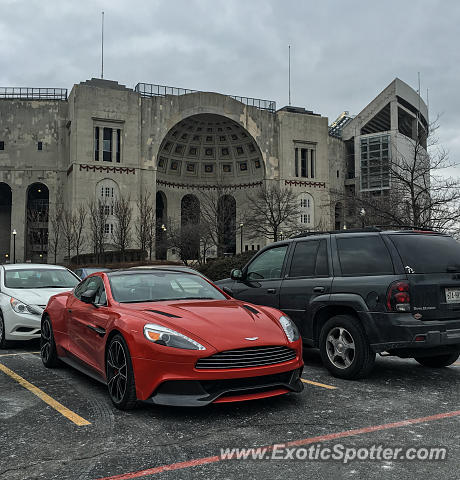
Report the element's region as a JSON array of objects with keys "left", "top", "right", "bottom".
[
  {"left": 313, "top": 286, "right": 325, "bottom": 293},
  {"left": 267, "top": 288, "right": 277, "bottom": 294}
]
